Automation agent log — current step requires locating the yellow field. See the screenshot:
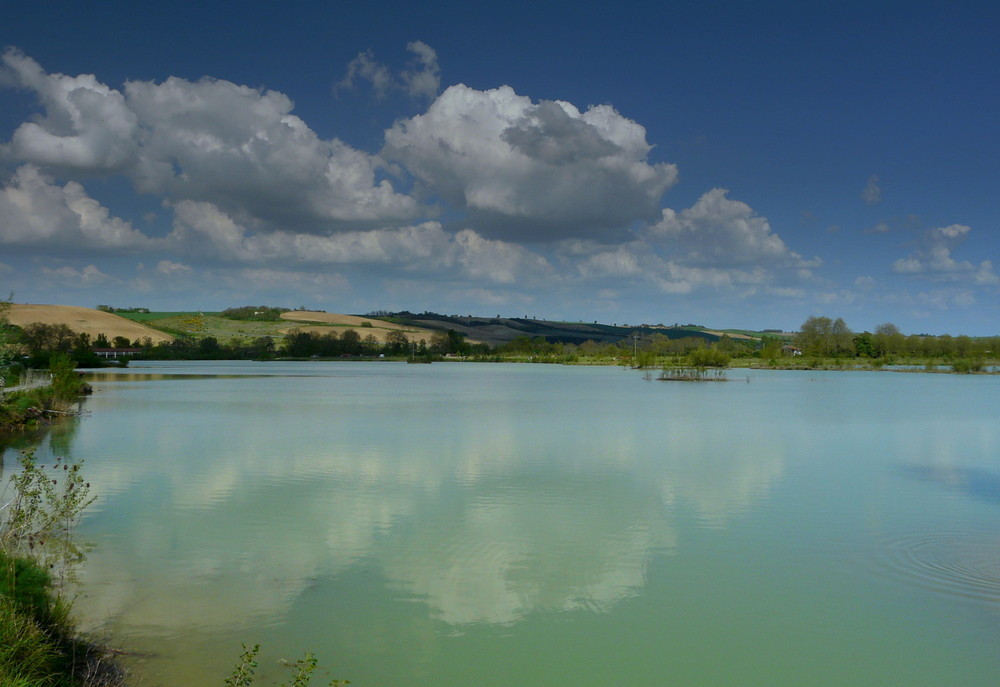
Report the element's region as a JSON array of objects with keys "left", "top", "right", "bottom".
[
  {"left": 6, "top": 304, "right": 174, "bottom": 344},
  {"left": 279, "top": 311, "right": 438, "bottom": 343}
]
